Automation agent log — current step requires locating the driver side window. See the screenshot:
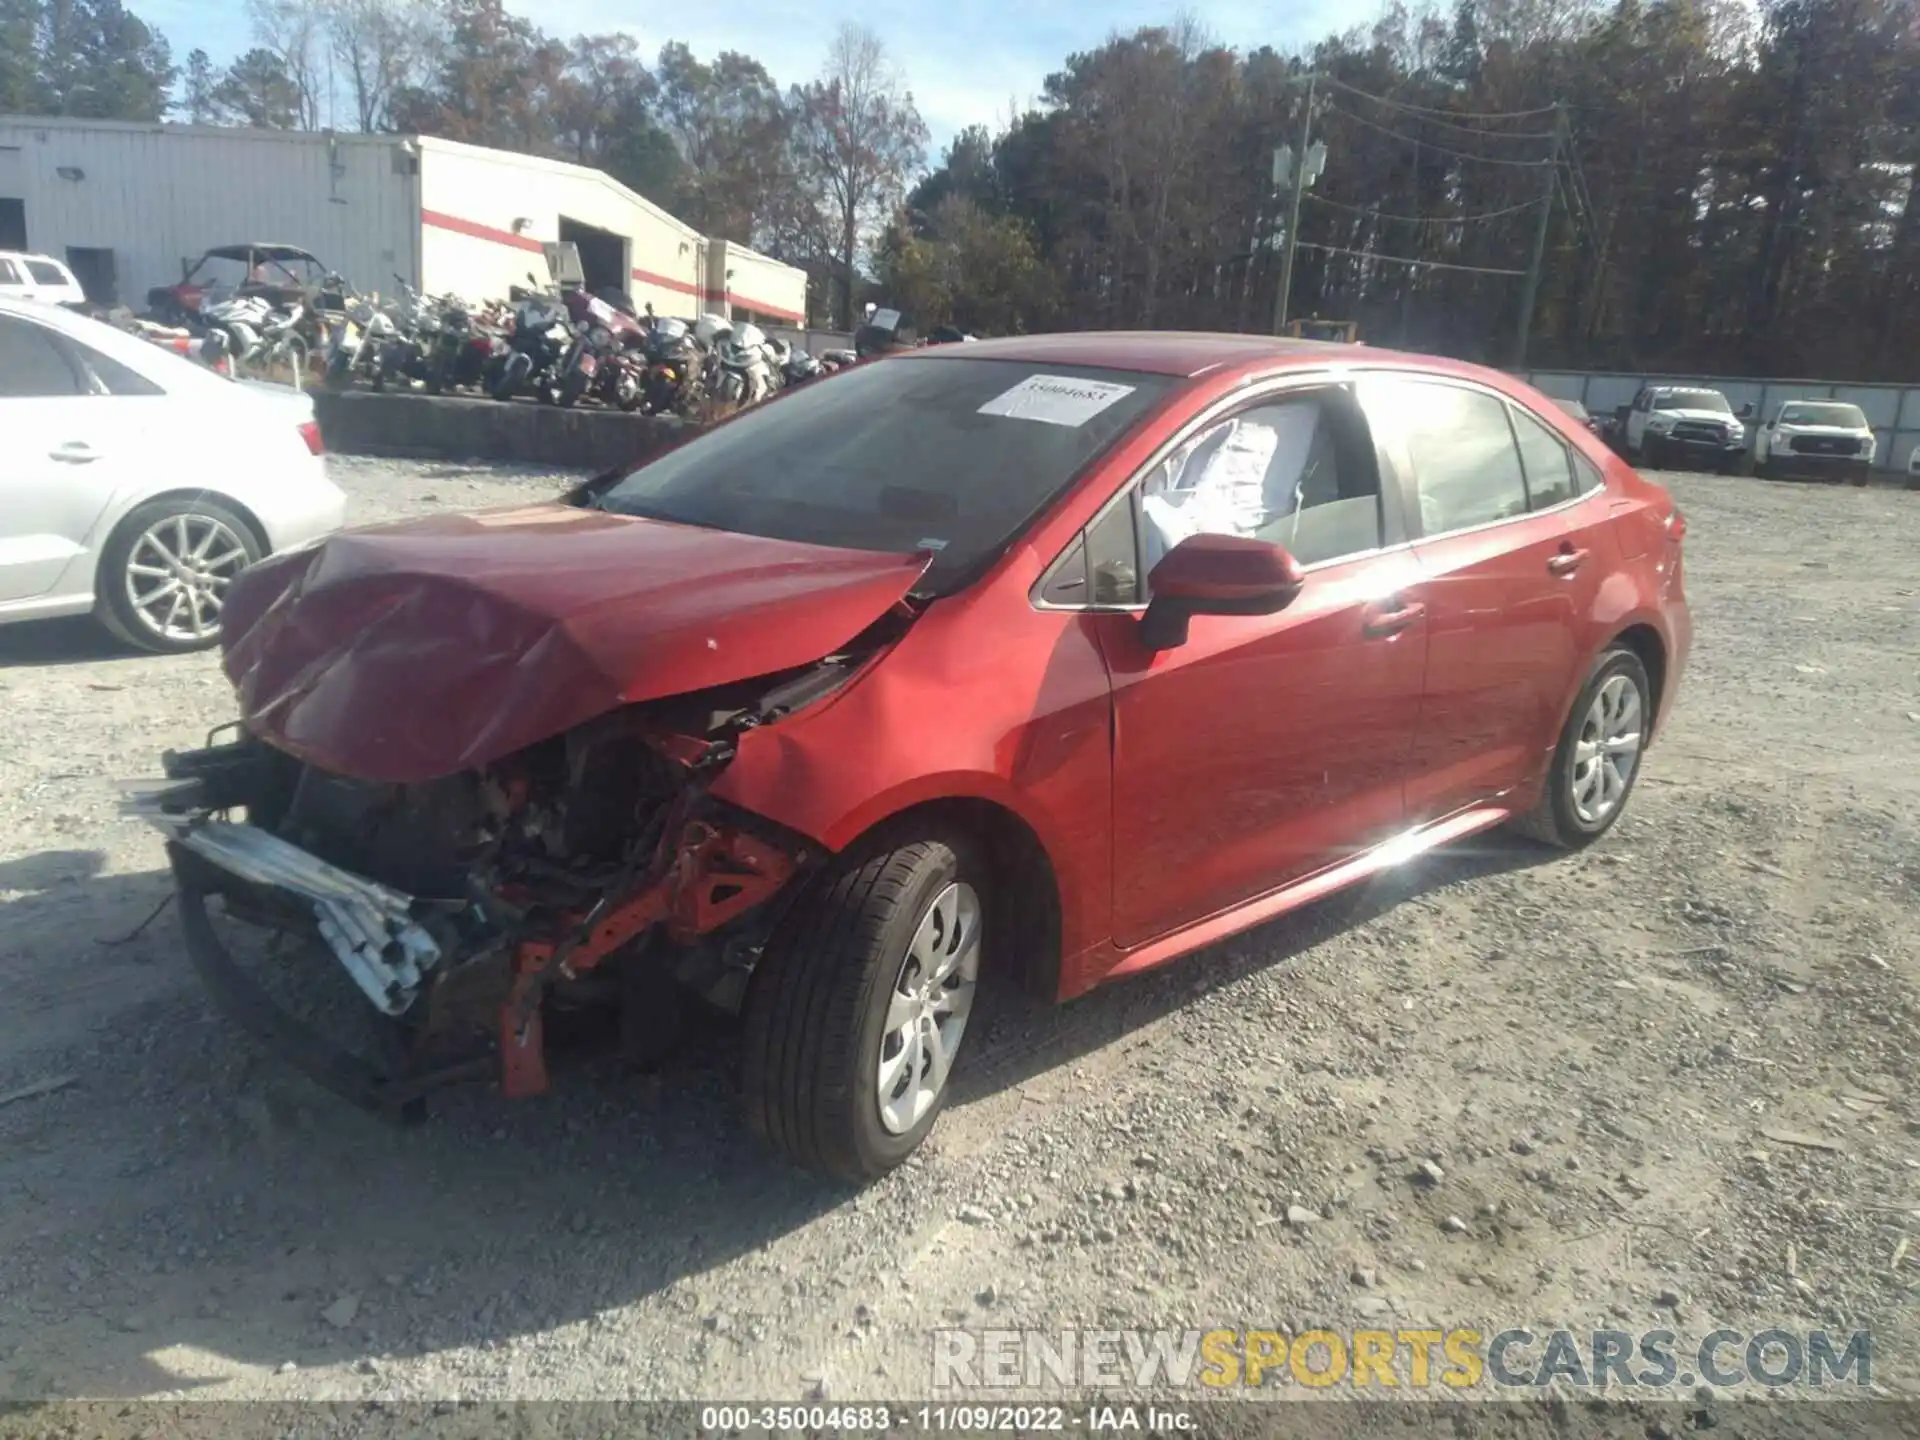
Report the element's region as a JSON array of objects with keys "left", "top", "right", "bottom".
[{"left": 1125, "top": 393, "right": 1382, "bottom": 593}]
